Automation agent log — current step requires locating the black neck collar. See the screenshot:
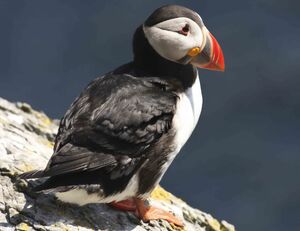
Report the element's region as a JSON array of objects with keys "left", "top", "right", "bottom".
[{"left": 132, "top": 25, "right": 197, "bottom": 89}]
